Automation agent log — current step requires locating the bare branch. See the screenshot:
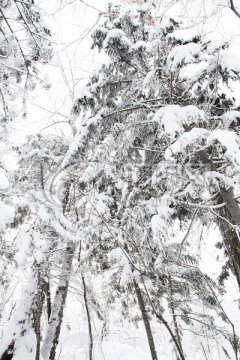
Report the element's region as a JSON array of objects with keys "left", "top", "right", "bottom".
[{"left": 229, "top": 0, "right": 240, "bottom": 19}]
